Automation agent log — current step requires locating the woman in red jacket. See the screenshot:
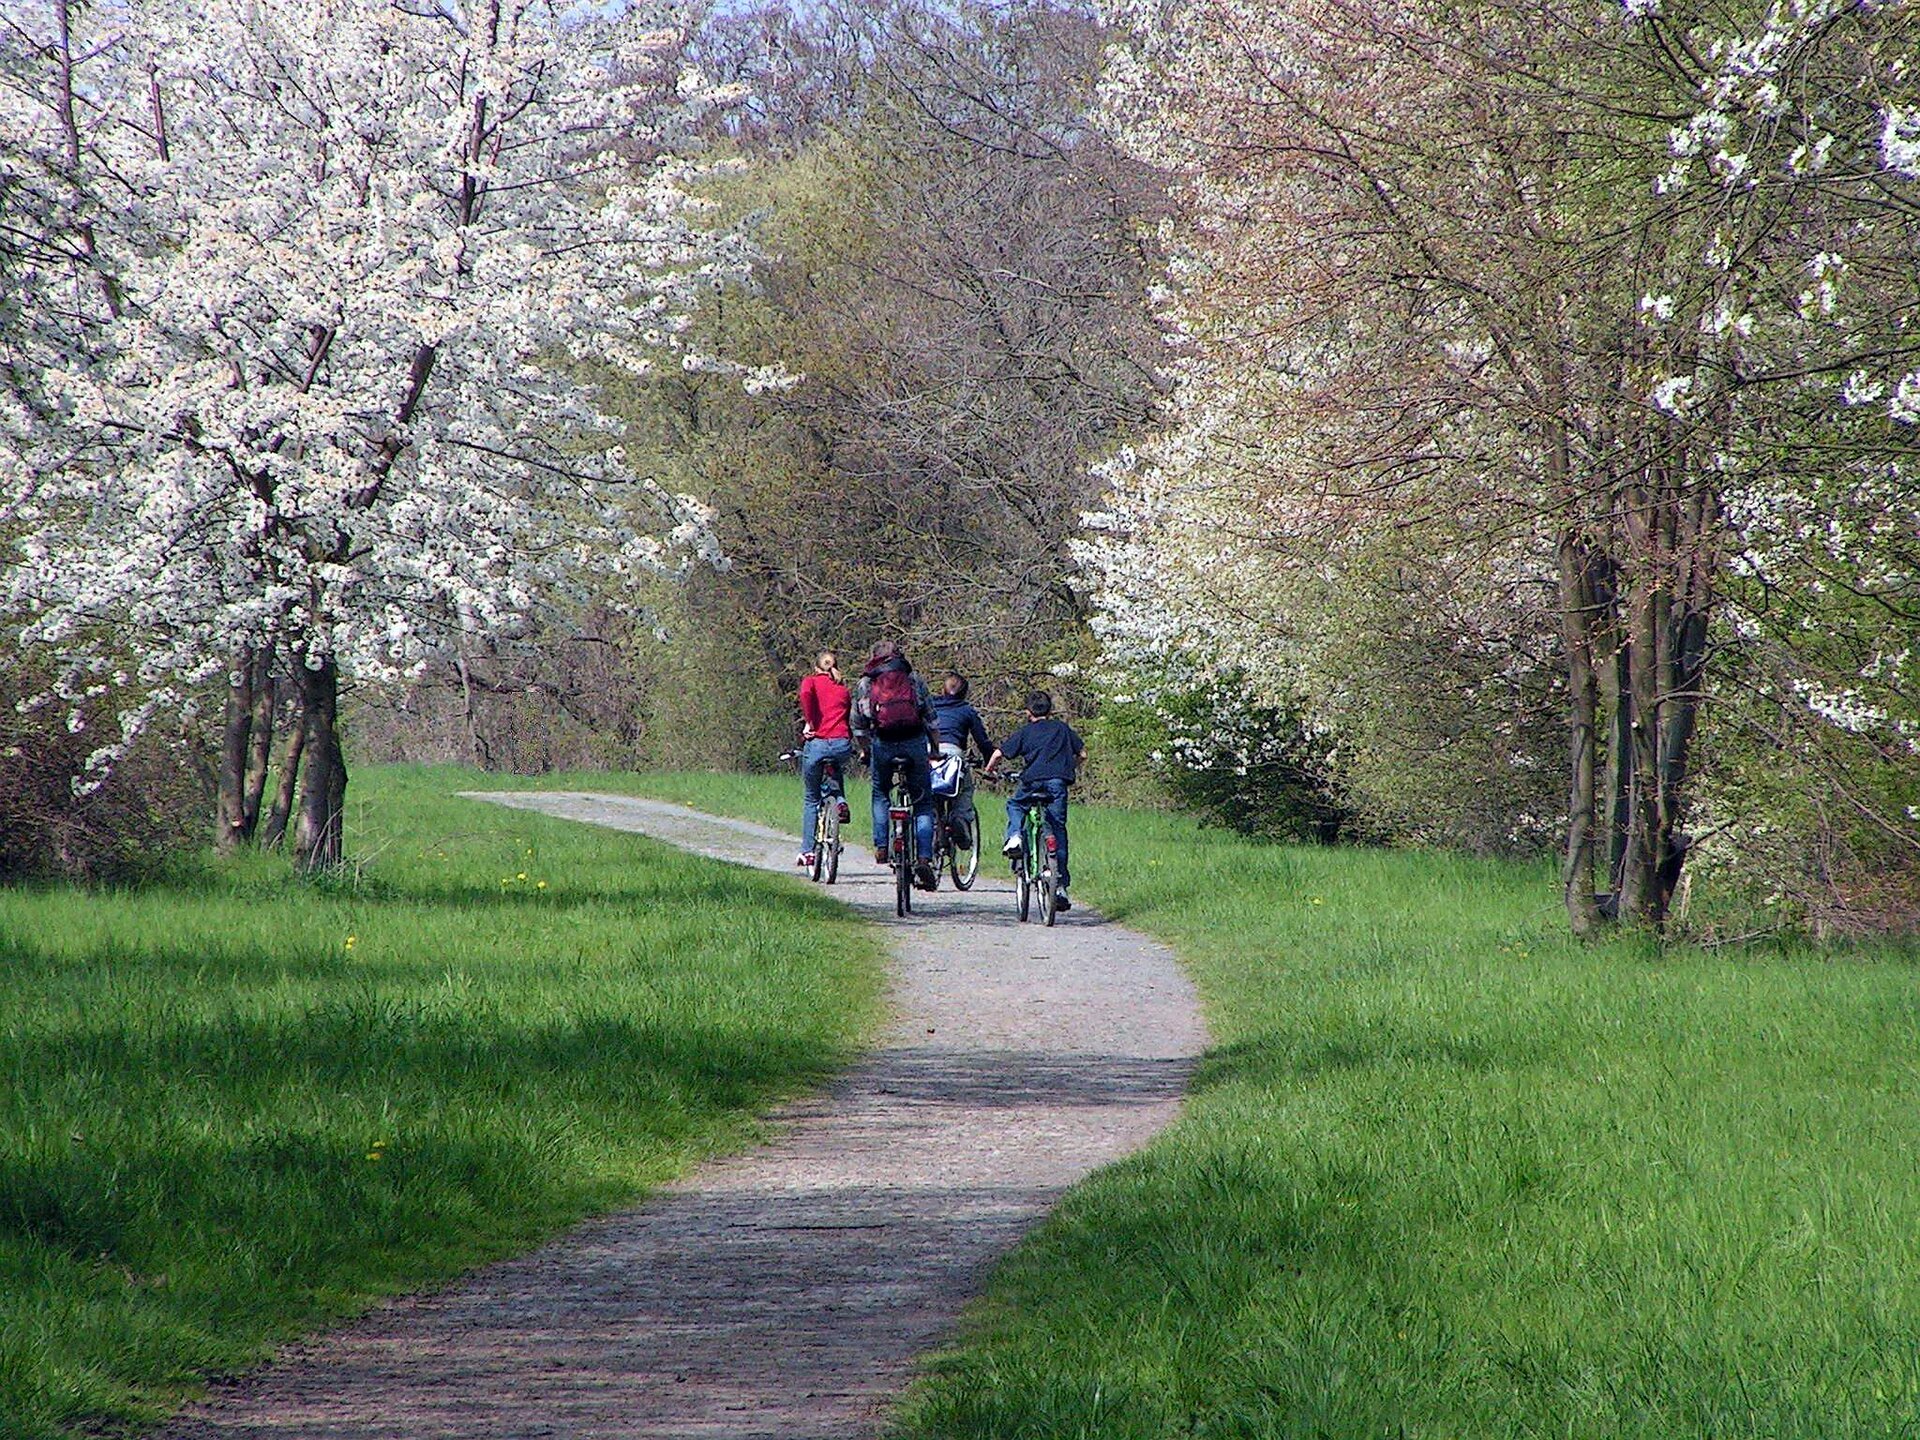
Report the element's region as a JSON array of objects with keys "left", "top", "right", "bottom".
[{"left": 796, "top": 651, "right": 853, "bottom": 867}]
